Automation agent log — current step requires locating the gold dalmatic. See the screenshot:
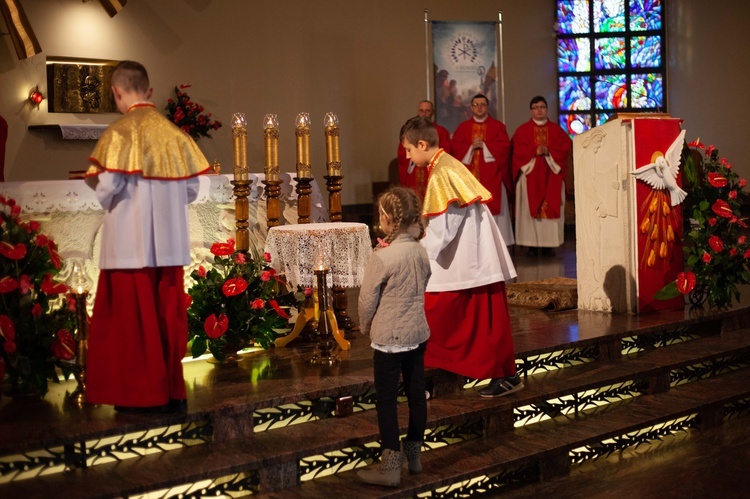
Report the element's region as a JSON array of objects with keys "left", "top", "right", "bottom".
[
  {"left": 86, "top": 103, "right": 210, "bottom": 180},
  {"left": 422, "top": 150, "right": 493, "bottom": 217}
]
